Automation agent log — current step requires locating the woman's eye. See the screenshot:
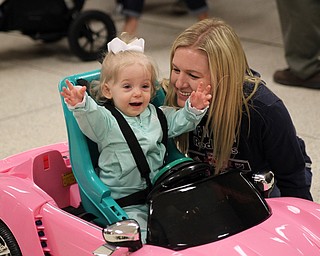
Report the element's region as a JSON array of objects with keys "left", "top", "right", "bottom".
[
  {"left": 173, "top": 68, "right": 180, "bottom": 73},
  {"left": 189, "top": 73, "right": 200, "bottom": 79}
]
